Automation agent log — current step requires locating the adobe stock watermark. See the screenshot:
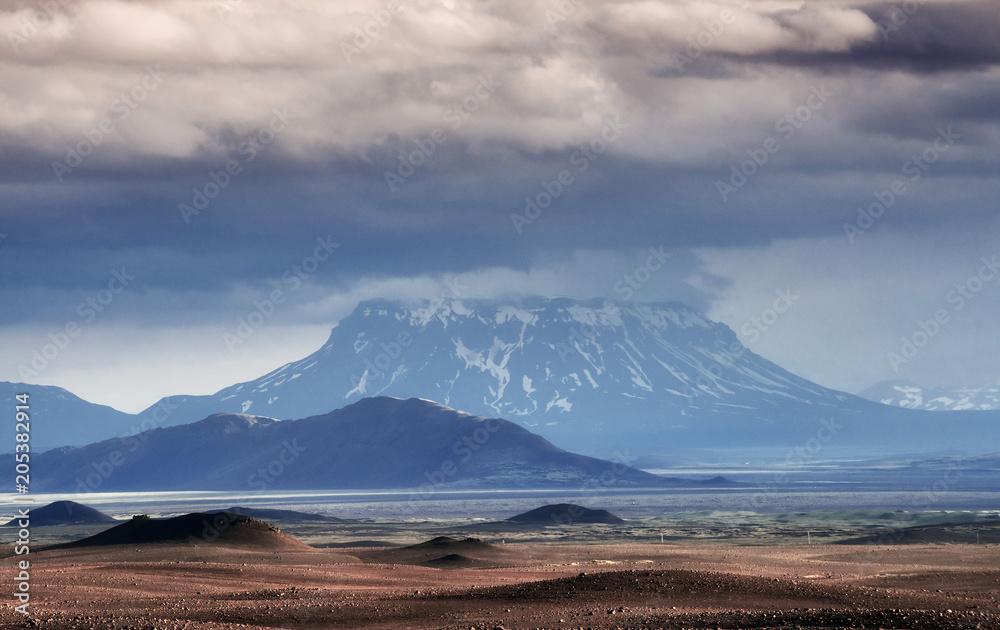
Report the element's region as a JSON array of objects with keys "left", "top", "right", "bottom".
[
  {"left": 555, "top": 247, "right": 672, "bottom": 363},
  {"left": 384, "top": 74, "right": 500, "bottom": 192},
  {"left": 17, "top": 267, "right": 136, "bottom": 380},
  {"left": 851, "top": 460, "right": 966, "bottom": 570},
  {"left": 340, "top": 1, "right": 403, "bottom": 62},
  {"left": 406, "top": 416, "right": 505, "bottom": 508},
  {"left": 614, "top": 246, "right": 672, "bottom": 300},
  {"left": 677, "top": 341, "right": 744, "bottom": 401},
  {"left": 679, "top": 291, "right": 796, "bottom": 401},
  {"left": 739, "top": 288, "right": 798, "bottom": 344},
  {"left": 774, "top": 417, "right": 843, "bottom": 482},
  {"left": 403, "top": 419, "right": 638, "bottom": 511},
  {"left": 223, "top": 236, "right": 339, "bottom": 351},
  {"left": 51, "top": 65, "right": 169, "bottom": 182},
  {"left": 247, "top": 439, "right": 306, "bottom": 490},
  {"left": 6, "top": 0, "right": 68, "bottom": 53},
  {"left": 669, "top": 0, "right": 749, "bottom": 73},
  {"left": 554, "top": 301, "right": 621, "bottom": 364},
  {"left": 545, "top": 0, "right": 586, "bottom": 27},
  {"left": 73, "top": 397, "right": 180, "bottom": 493},
  {"left": 511, "top": 114, "right": 627, "bottom": 233},
  {"left": 574, "top": 448, "right": 639, "bottom": 495},
  {"left": 716, "top": 85, "right": 833, "bottom": 201},
  {"left": 348, "top": 331, "right": 413, "bottom": 390},
  {"left": 876, "top": 0, "right": 929, "bottom": 41},
  {"left": 179, "top": 107, "right": 296, "bottom": 224},
  {"left": 348, "top": 277, "right": 466, "bottom": 392},
  {"left": 888, "top": 254, "right": 998, "bottom": 372},
  {"left": 184, "top": 439, "right": 305, "bottom": 551},
  {"left": 844, "top": 126, "right": 960, "bottom": 244},
  {"left": 743, "top": 415, "right": 843, "bottom": 511},
  {"left": 211, "top": 0, "right": 243, "bottom": 21},
  {"left": 553, "top": 246, "right": 674, "bottom": 363}
]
